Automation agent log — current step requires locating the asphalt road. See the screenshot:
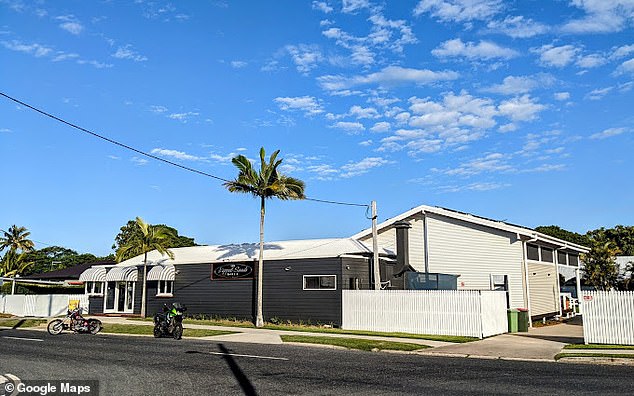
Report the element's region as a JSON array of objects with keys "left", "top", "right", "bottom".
[{"left": 0, "top": 328, "right": 633, "bottom": 396}]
